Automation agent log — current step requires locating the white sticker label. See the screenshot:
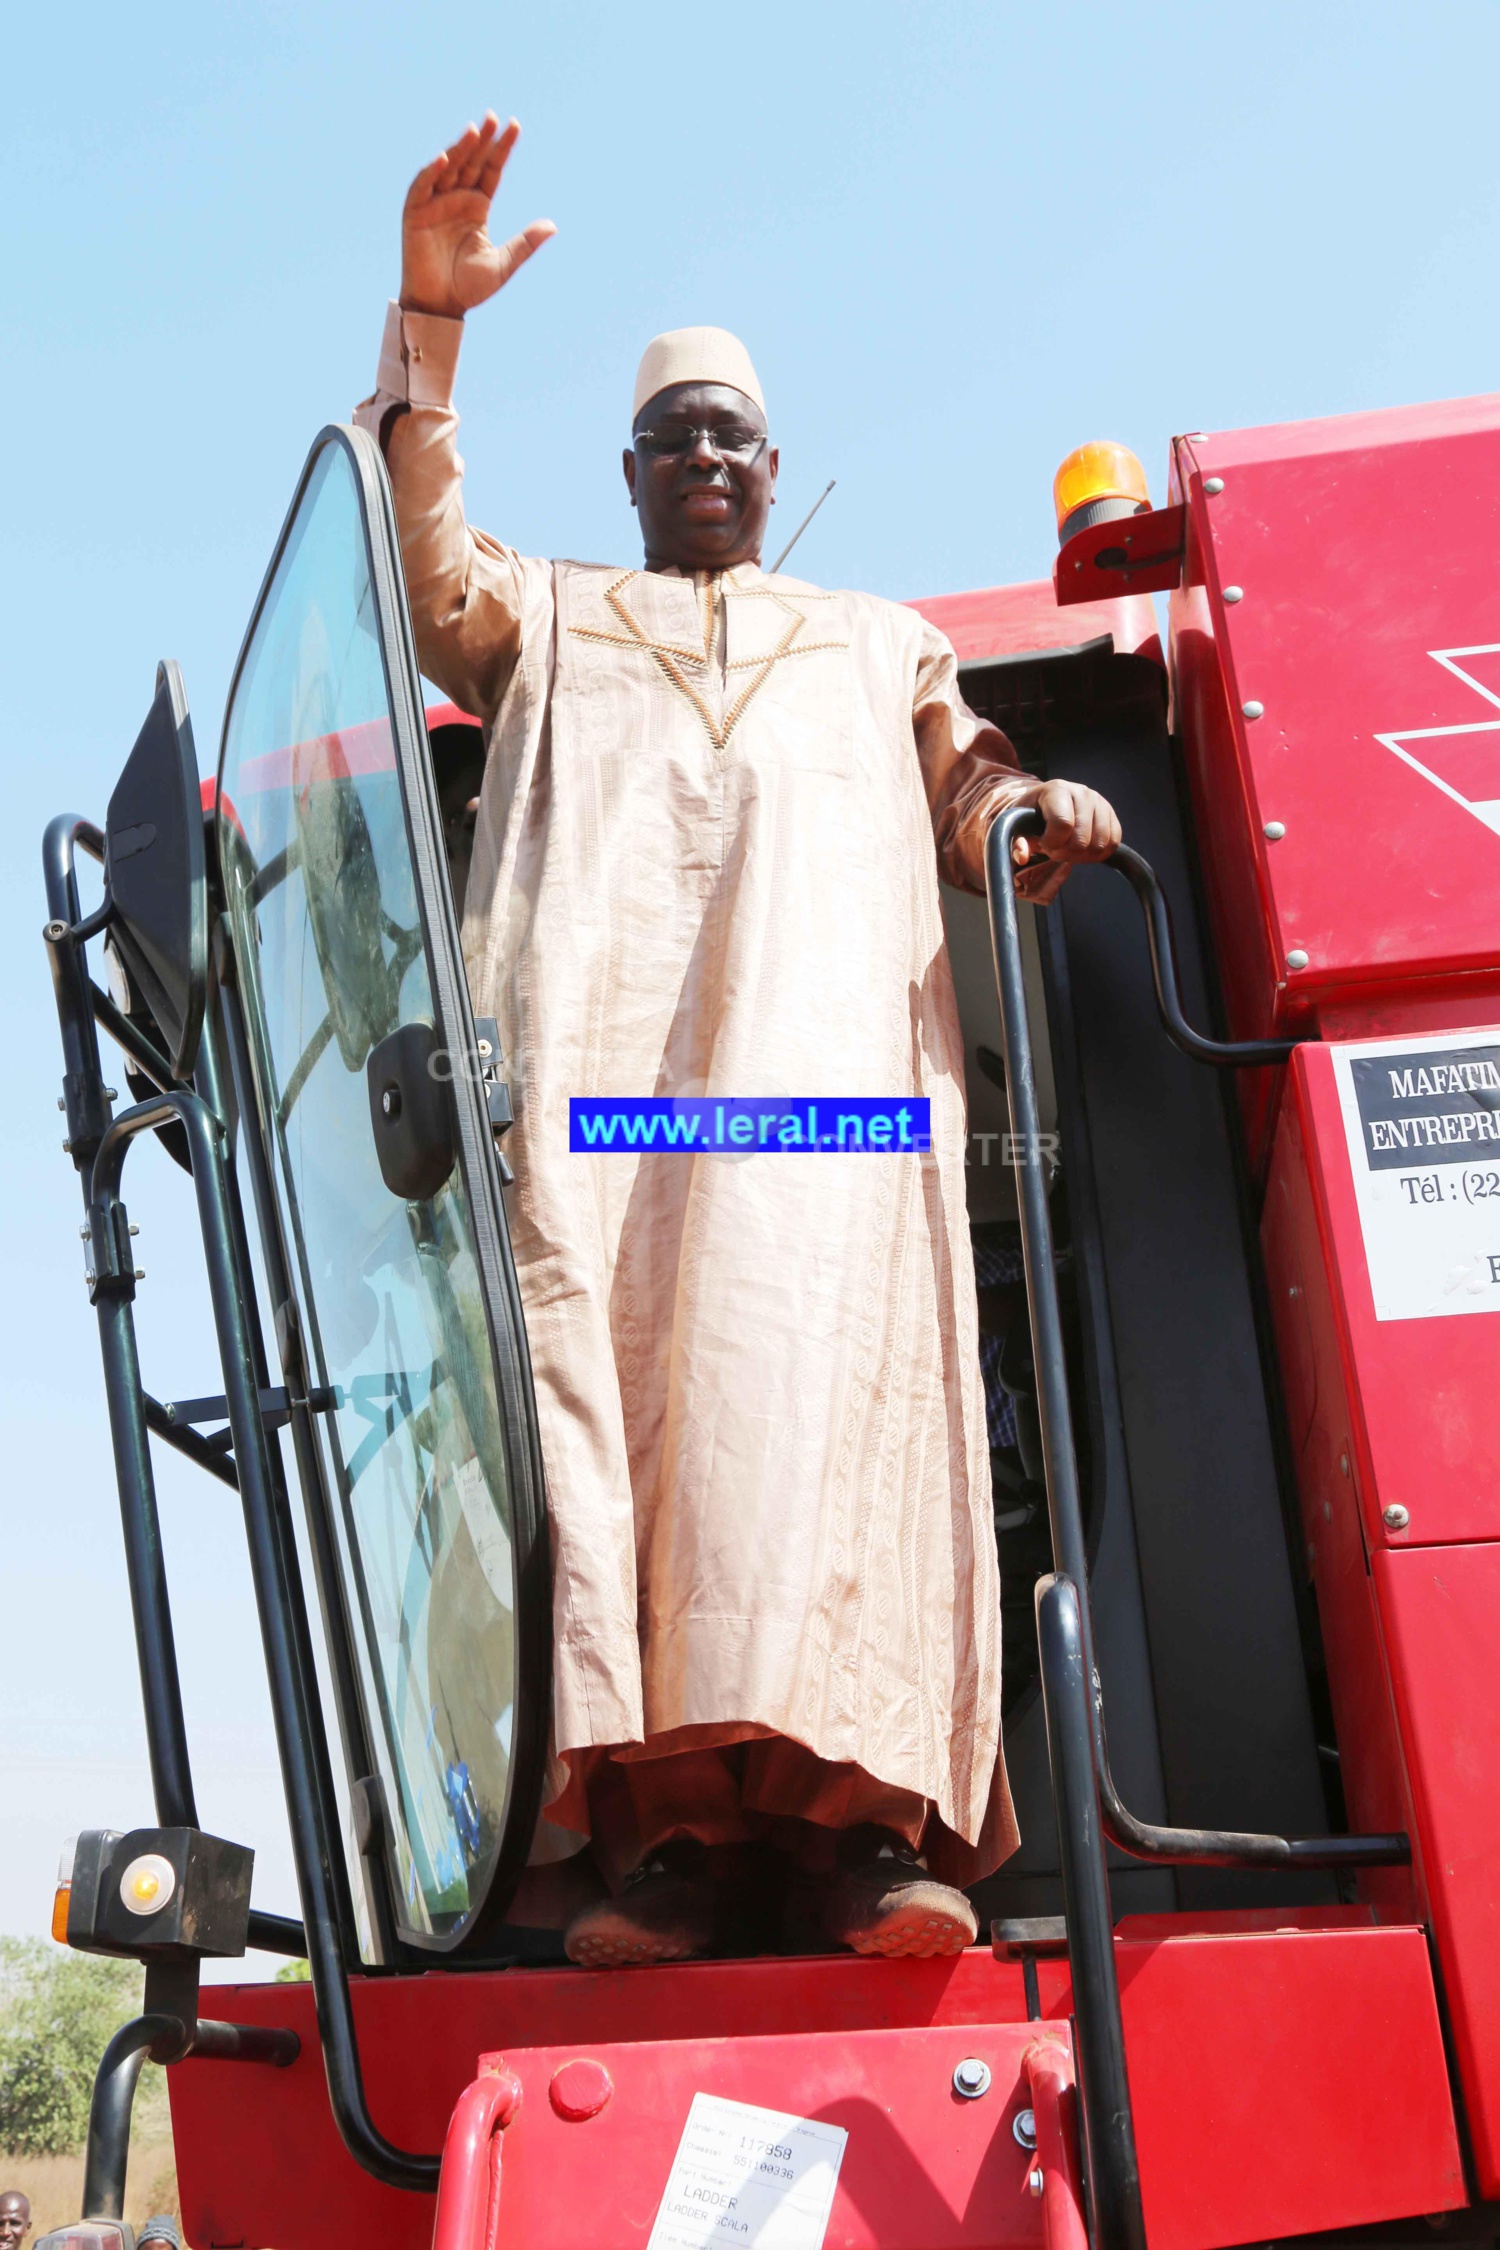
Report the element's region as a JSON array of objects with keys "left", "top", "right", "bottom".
[
  {"left": 647, "top": 2094, "right": 848, "bottom": 2250},
  {"left": 1332, "top": 1030, "right": 1500, "bottom": 1320}
]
